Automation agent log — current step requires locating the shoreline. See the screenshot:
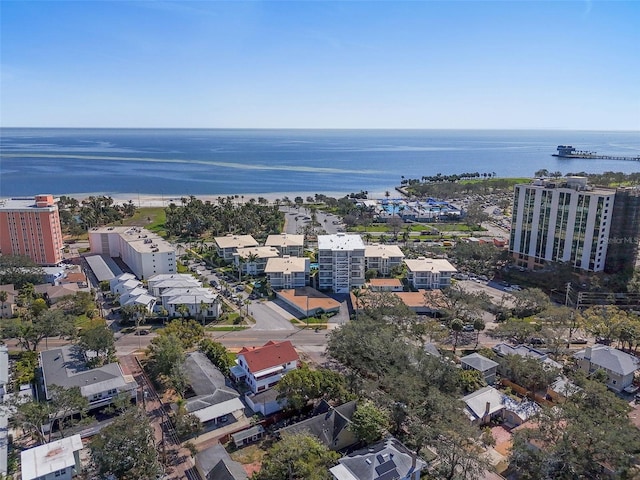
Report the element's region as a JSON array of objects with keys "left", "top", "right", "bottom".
[{"left": 59, "top": 189, "right": 398, "bottom": 207}]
